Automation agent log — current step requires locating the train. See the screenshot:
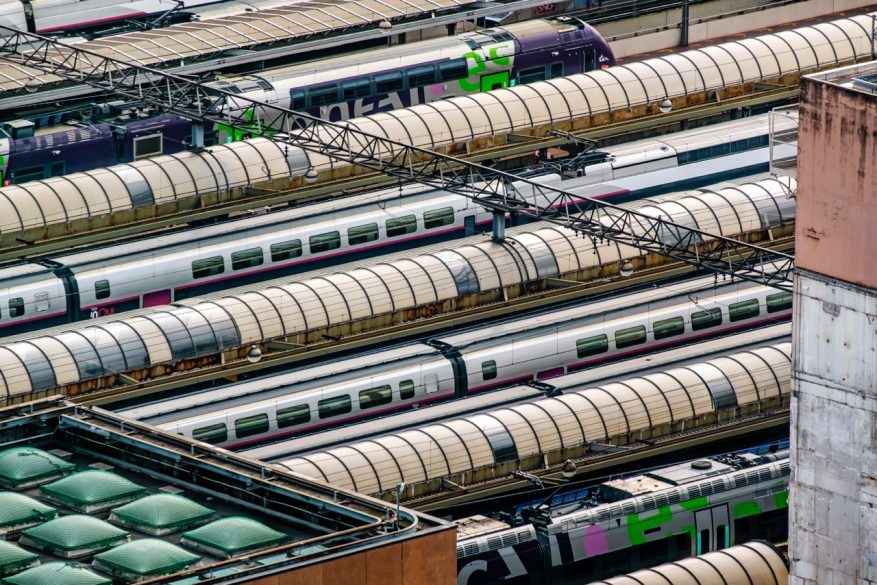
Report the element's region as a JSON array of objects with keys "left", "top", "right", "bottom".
[
  {"left": 453, "top": 448, "right": 790, "bottom": 584},
  {"left": 0, "top": 0, "right": 220, "bottom": 34},
  {"left": 0, "top": 116, "right": 791, "bottom": 335},
  {"left": 0, "top": 6, "right": 854, "bottom": 247},
  {"left": 0, "top": 111, "right": 193, "bottom": 186},
  {"left": 0, "top": 177, "right": 794, "bottom": 399},
  {"left": 0, "top": 15, "right": 613, "bottom": 182},
  {"left": 214, "top": 16, "right": 614, "bottom": 136},
  {"left": 119, "top": 277, "right": 793, "bottom": 448}
]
